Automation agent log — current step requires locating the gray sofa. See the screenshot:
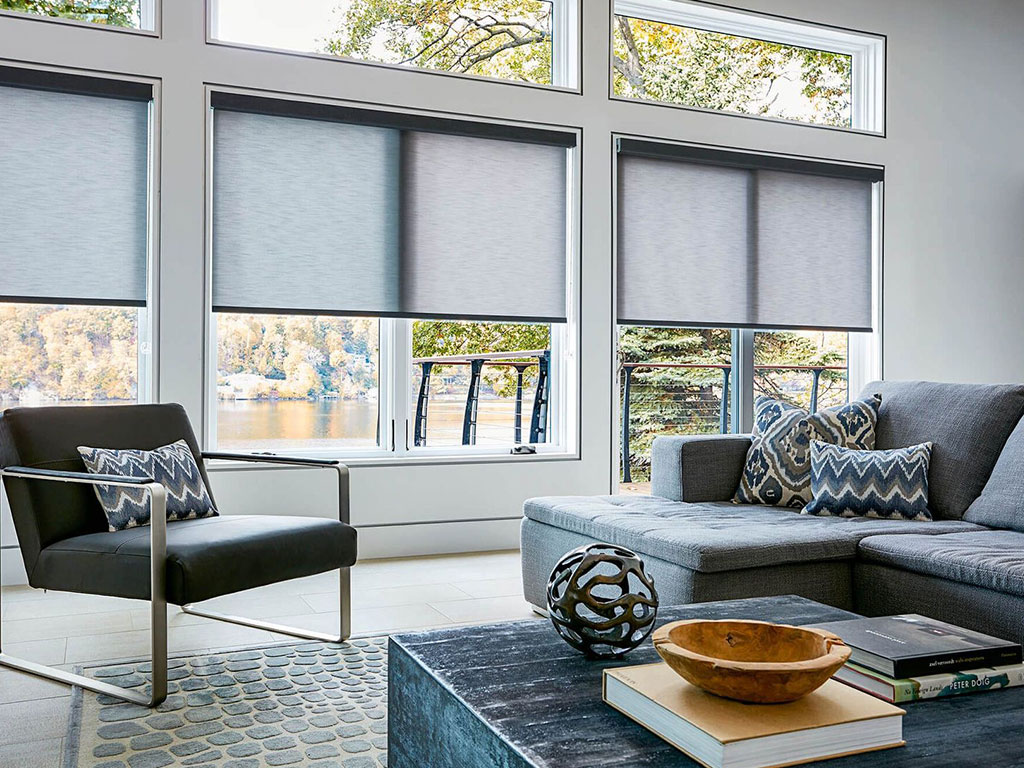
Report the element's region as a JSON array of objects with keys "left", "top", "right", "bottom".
[{"left": 521, "top": 381, "right": 1024, "bottom": 644}]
